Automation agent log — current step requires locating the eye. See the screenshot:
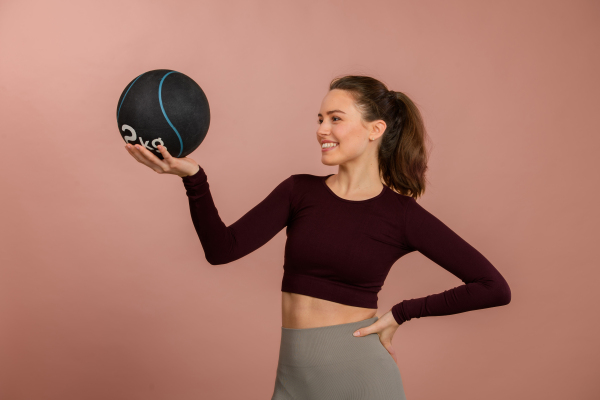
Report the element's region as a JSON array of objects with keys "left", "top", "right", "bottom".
[{"left": 317, "top": 116, "right": 340, "bottom": 124}]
